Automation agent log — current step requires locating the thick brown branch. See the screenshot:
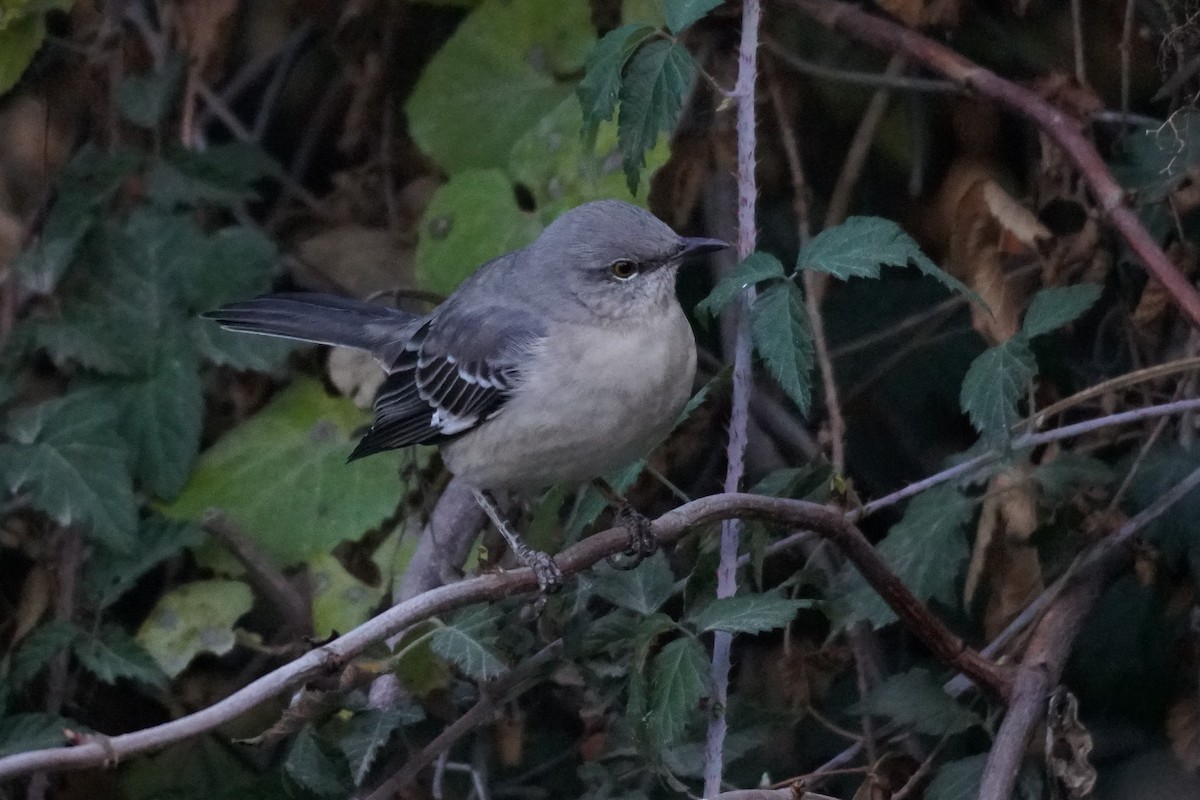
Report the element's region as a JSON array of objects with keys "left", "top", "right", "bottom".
[
  {"left": 0, "top": 493, "right": 1006, "bottom": 782},
  {"left": 778, "top": 0, "right": 1200, "bottom": 329}
]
